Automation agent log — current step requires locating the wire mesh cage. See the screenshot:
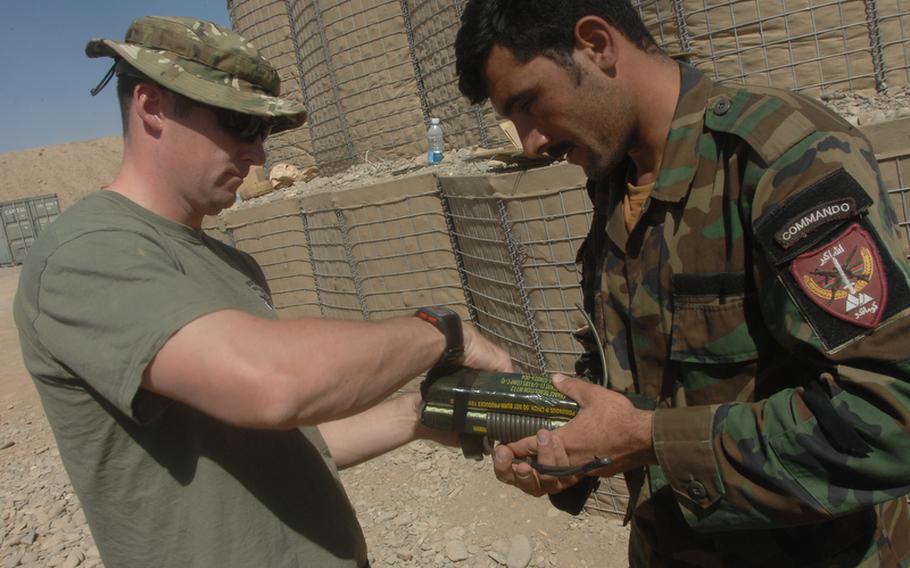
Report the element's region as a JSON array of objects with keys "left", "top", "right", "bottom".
[
  {"left": 864, "top": 117, "right": 910, "bottom": 256},
  {"left": 230, "top": 0, "right": 509, "bottom": 175},
  {"left": 330, "top": 174, "right": 468, "bottom": 319},
  {"left": 285, "top": 0, "right": 428, "bottom": 174},
  {"left": 228, "top": 0, "right": 316, "bottom": 169},
  {"left": 298, "top": 174, "right": 469, "bottom": 320},
  {"left": 229, "top": 0, "right": 910, "bottom": 175},
  {"left": 635, "top": 0, "right": 910, "bottom": 96},
  {"left": 225, "top": 199, "right": 322, "bottom": 318},
  {"left": 299, "top": 191, "right": 364, "bottom": 319},
  {"left": 439, "top": 165, "right": 592, "bottom": 375},
  {"left": 400, "top": 0, "right": 508, "bottom": 151}
]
